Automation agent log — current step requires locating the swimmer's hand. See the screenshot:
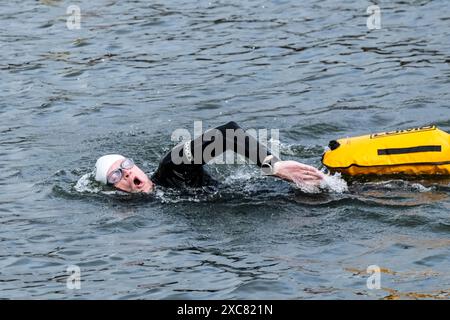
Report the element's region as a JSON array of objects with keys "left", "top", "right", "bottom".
[{"left": 273, "top": 160, "right": 325, "bottom": 187}]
